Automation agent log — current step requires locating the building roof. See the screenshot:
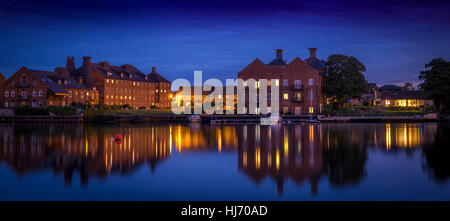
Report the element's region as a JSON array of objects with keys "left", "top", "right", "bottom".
[
  {"left": 378, "top": 84, "right": 402, "bottom": 91},
  {"left": 267, "top": 58, "right": 288, "bottom": 66},
  {"left": 29, "top": 69, "right": 87, "bottom": 94},
  {"left": 304, "top": 57, "right": 326, "bottom": 70},
  {"left": 380, "top": 90, "right": 429, "bottom": 100},
  {"left": 147, "top": 71, "right": 170, "bottom": 83}
]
